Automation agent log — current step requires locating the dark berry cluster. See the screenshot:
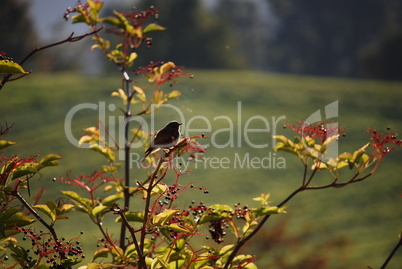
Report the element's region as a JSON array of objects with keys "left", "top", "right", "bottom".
[
  {"left": 18, "top": 228, "right": 84, "bottom": 267},
  {"left": 234, "top": 203, "right": 250, "bottom": 220},
  {"left": 63, "top": 1, "right": 85, "bottom": 21},
  {"left": 124, "top": 6, "right": 159, "bottom": 27},
  {"left": 189, "top": 201, "right": 208, "bottom": 218},
  {"left": 208, "top": 219, "right": 227, "bottom": 244}
]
